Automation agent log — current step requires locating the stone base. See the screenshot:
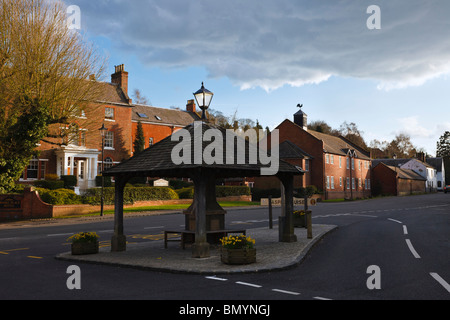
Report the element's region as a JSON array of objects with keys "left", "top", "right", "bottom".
[
  {"left": 192, "top": 242, "right": 210, "bottom": 258},
  {"left": 111, "top": 234, "right": 127, "bottom": 252}
]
